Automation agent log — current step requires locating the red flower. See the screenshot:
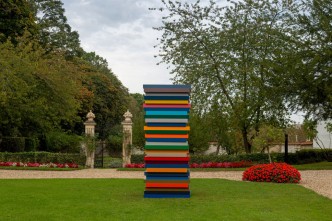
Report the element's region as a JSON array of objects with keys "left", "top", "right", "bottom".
[{"left": 242, "top": 163, "right": 301, "bottom": 183}]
